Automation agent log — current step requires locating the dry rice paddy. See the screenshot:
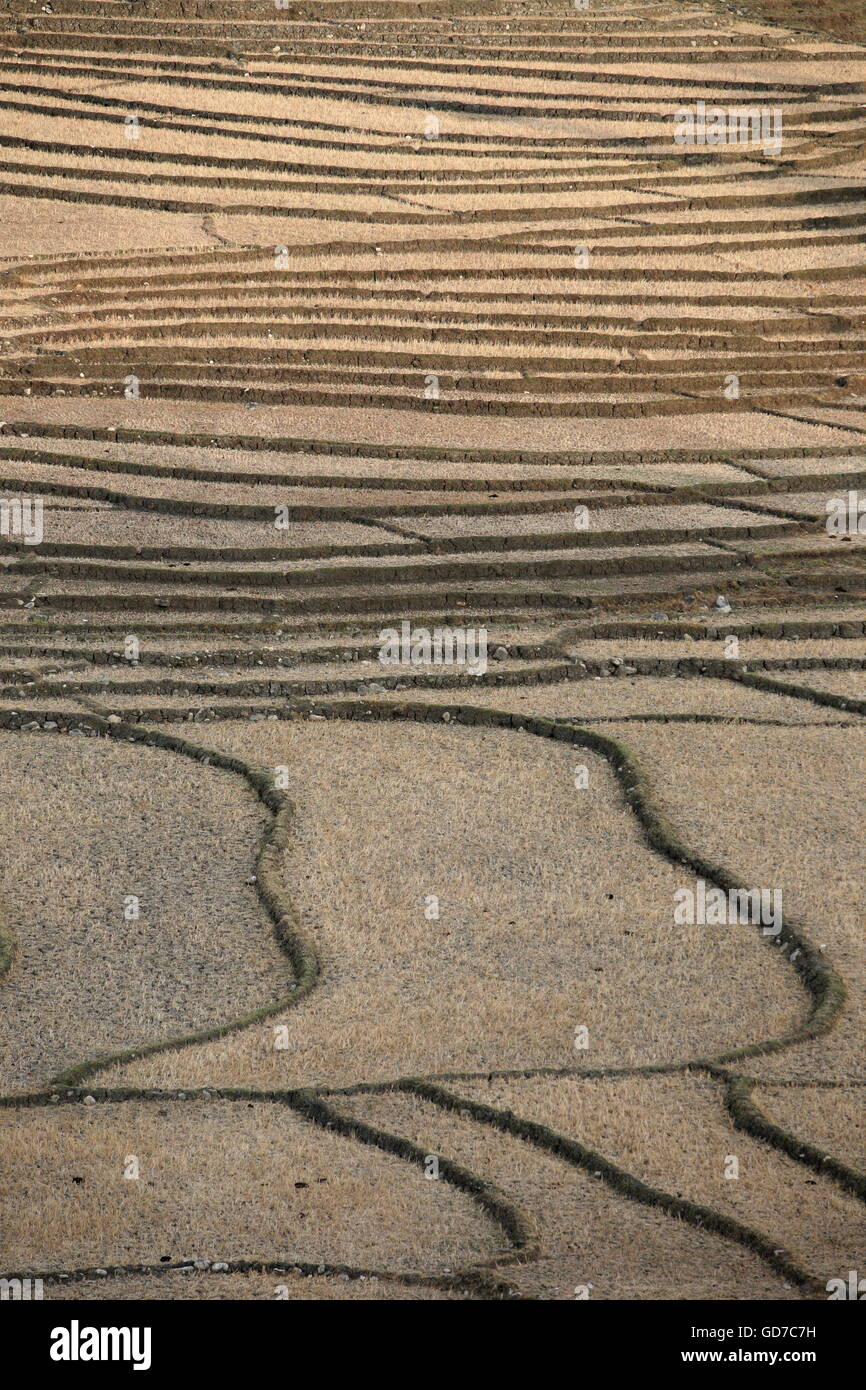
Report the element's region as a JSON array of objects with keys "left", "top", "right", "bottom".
[{"left": 0, "top": 0, "right": 863, "bottom": 1304}]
